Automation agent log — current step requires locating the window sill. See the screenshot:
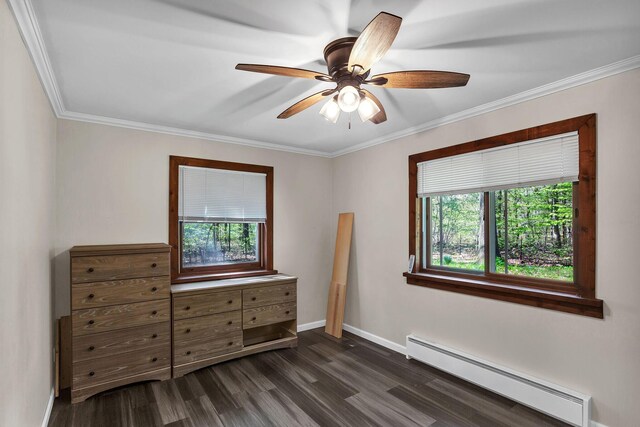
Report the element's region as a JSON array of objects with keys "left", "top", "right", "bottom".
[
  {"left": 403, "top": 272, "right": 603, "bottom": 319},
  {"left": 172, "top": 269, "right": 278, "bottom": 285}
]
